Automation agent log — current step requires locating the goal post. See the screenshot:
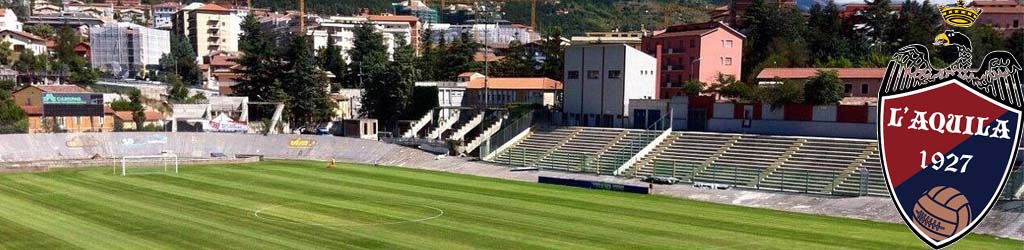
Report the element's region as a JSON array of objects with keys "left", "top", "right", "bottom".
[{"left": 120, "top": 153, "right": 179, "bottom": 176}]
